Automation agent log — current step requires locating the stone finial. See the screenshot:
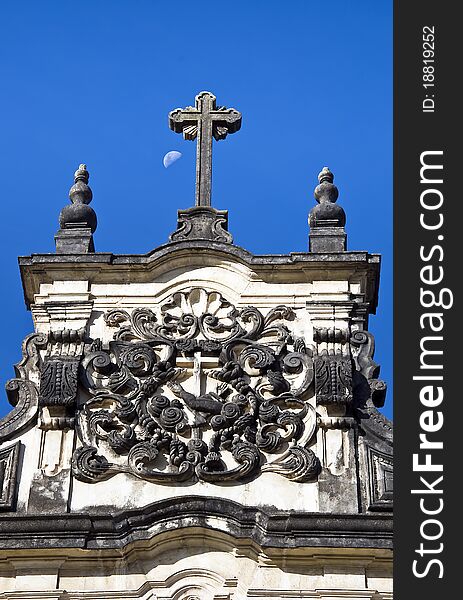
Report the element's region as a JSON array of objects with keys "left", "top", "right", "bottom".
[
  {"left": 60, "top": 164, "right": 96, "bottom": 230},
  {"left": 69, "top": 164, "right": 93, "bottom": 204},
  {"left": 55, "top": 164, "right": 97, "bottom": 253},
  {"left": 308, "top": 167, "right": 347, "bottom": 252},
  {"left": 318, "top": 166, "right": 335, "bottom": 184}
]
